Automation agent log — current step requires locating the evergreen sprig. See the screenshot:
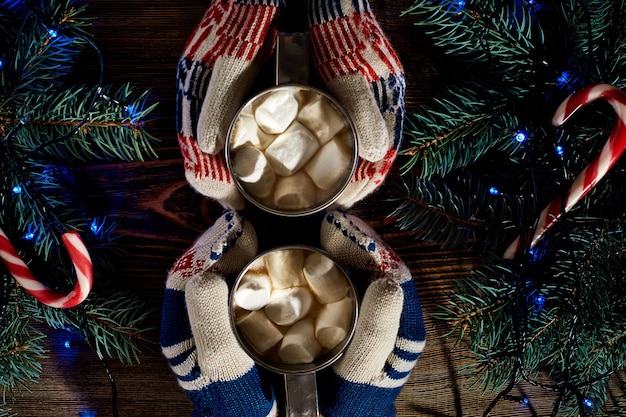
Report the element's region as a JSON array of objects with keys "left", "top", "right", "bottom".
[
  {"left": 0, "top": 0, "right": 158, "bottom": 413},
  {"left": 397, "top": 0, "right": 626, "bottom": 415}
]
